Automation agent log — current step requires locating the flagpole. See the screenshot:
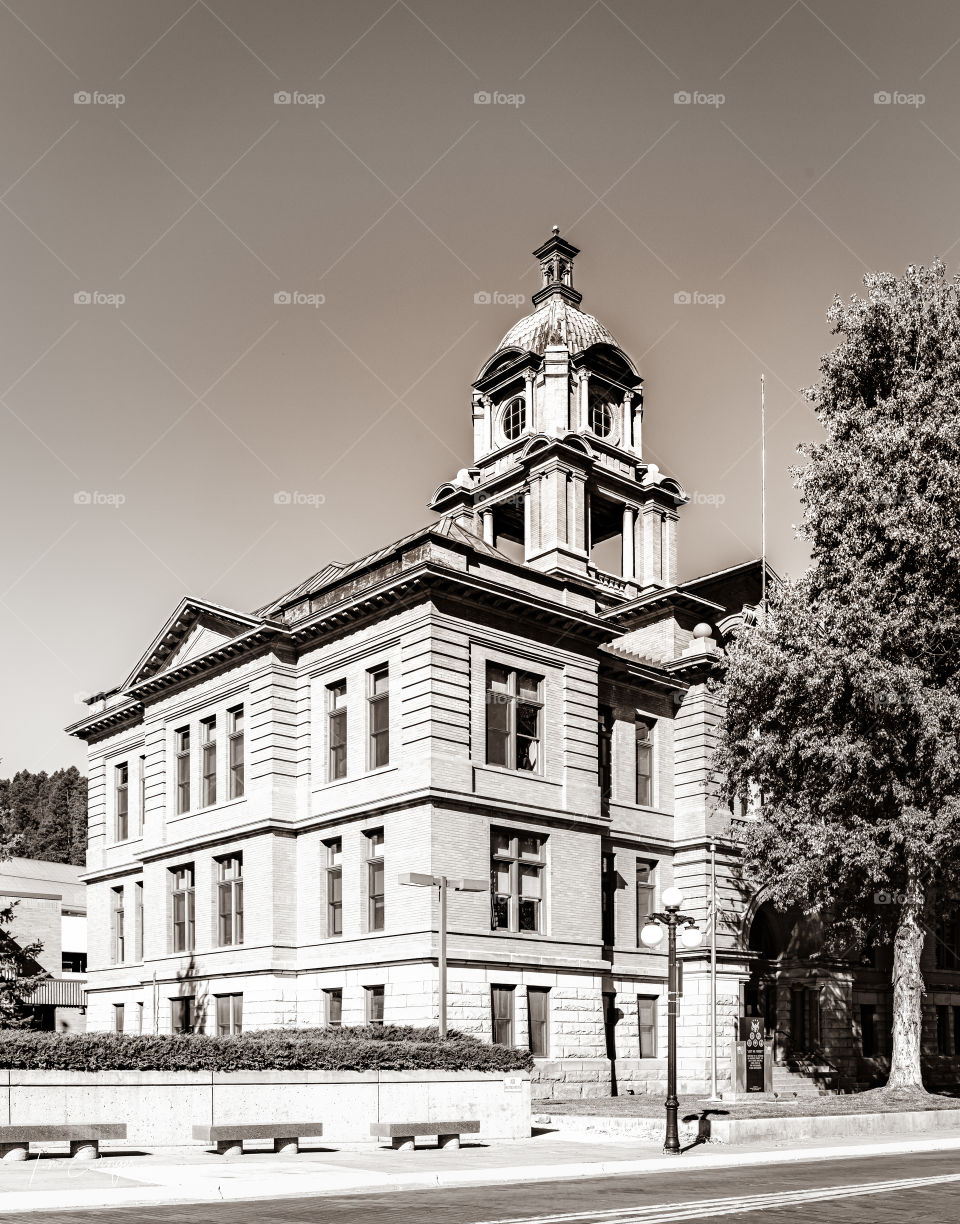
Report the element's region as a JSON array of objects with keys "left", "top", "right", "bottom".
[{"left": 760, "top": 374, "right": 767, "bottom": 612}]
